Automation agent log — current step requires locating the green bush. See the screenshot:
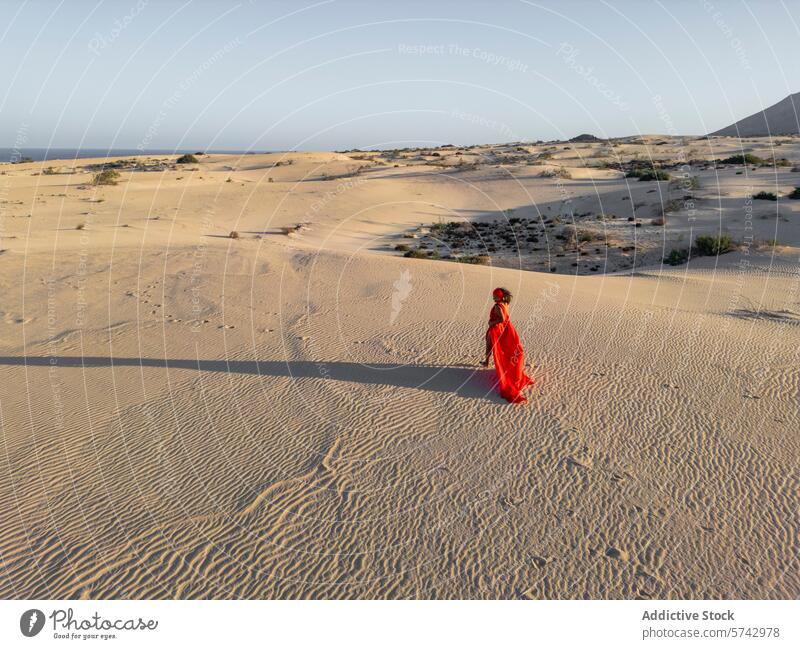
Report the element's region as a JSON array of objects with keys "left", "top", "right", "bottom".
[
  {"left": 92, "top": 169, "right": 120, "bottom": 185},
  {"left": 430, "top": 221, "right": 459, "bottom": 235},
  {"left": 753, "top": 191, "right": 777, "bottom": 201},
  {"left": 716, "top": 154, "right": 764, "bottom": 165},
  {"left": 694, "top": 234, "right": 734, "bottom": 256},
  {"left": 404, "top": 248, "right": 439, "bottom": 259},
  {"left": 663, "top": 248, "right": 689, "bottom": 266},
  {"left": 539, "top": 167, "right": 572, "bottom": 179},
  {"left": 176, "top": 153, "right": 199, "bottom": 164},
  {"left": 788, "top": 187, "right": 800, "bottom": 199},
  {"left": 637, "top": 170, "right": 670, "bottom": 181},
  {"left": 456, "top": 254, "right": 491, "bottom": 265}
]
